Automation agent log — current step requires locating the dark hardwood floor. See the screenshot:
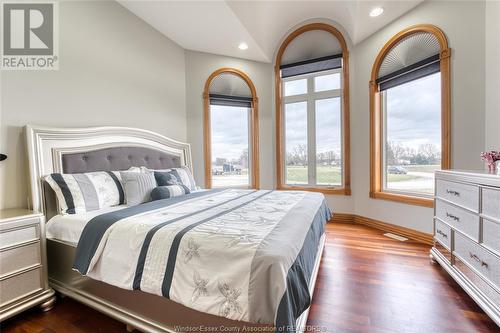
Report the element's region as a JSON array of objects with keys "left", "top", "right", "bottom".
[{"left": 1, "top": 223, "right": 498, "bottom": 333}]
